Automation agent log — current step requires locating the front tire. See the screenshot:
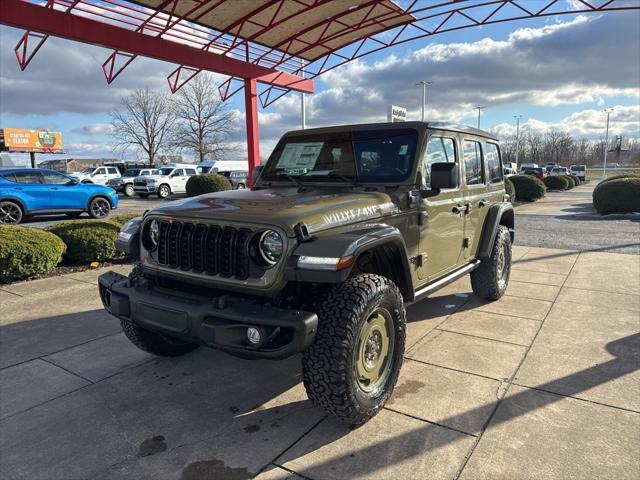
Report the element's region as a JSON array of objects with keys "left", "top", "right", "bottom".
[
  {"left": 124, "top": 184, "right": 135, "bottom": 197},
  {"left": 0, "top": 200, "right": 23, "bottom": 224},
  {"left": 302, "top": 274, "right": 406, "bottom": 426},
  {"left": 157, "top": 184, "right": 171, "bottom": 198},
  {"left": 121, "top": 319, "right": 199, "bottom": 357},
  {"left": 88, "top": 196, "right": 111, "bottom": 219},
  {"left": 471, "top": 225, "right": 512, "bottom": 300}
]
